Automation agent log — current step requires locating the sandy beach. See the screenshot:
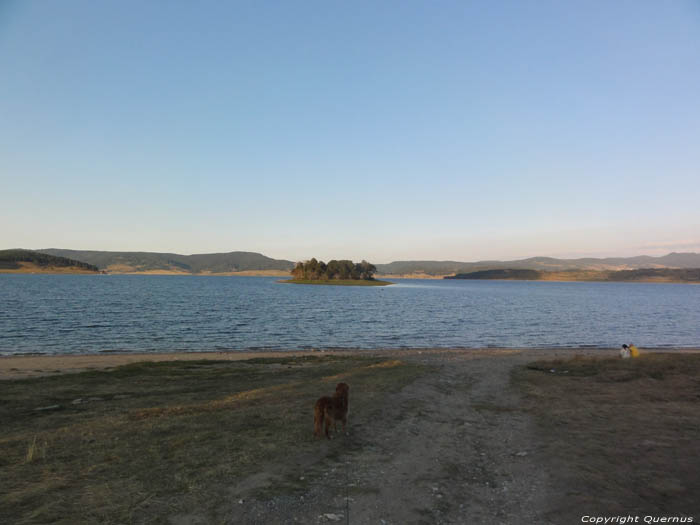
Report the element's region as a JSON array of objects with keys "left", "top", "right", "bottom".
[
  {"left": 3, "top": 347, "right": 699, "bottom": 381},
  {"left": 0, "top": 350, "right": 324, "bottom": 380},
  {"left": 0, "top": 347, "right": 626, "bottom": 380}
]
